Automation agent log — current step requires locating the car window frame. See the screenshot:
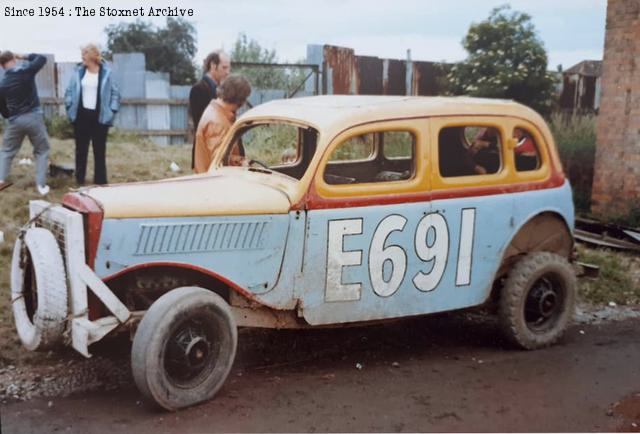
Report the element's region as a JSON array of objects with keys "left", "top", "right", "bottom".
[
  {"left": 214, "top": 119, "right": 319, "bottom": 174},
  {"left": 430, "top": 116, "right": 551, "bottom": 191},
  {"left": 314, "top": 119, "right": 428, "bottom": 199},
  {"left": 326, "top": 131, "right": 379, "bottom": 165},
  {"left": 510, "top": 121, "right": 550, "bottom": 178}
]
